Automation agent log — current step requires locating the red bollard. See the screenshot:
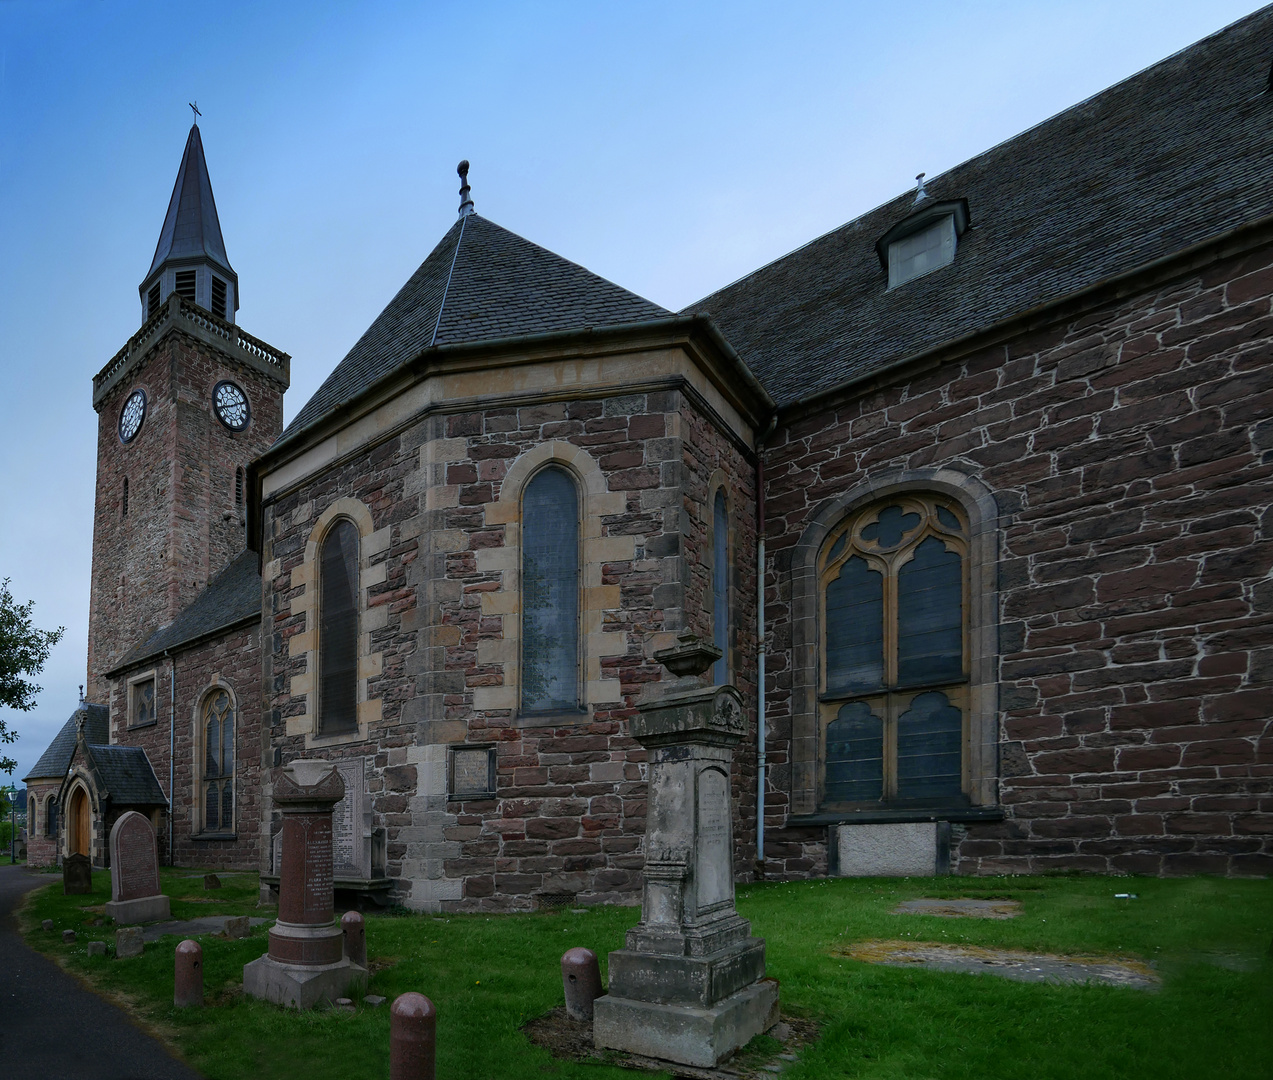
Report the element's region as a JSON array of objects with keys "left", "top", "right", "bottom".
[
  {"left": 174, "top": 940, "right": 203, "bottom": 1008},
  {"left": 561, "top": 947, "right": 603, "bottom": 1020},
  {"left": 341, "top": 910, "right": 366, "bottom": 968},
  {"left": 390, "top": 993, "right": 436, "bottom": 1080}
]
